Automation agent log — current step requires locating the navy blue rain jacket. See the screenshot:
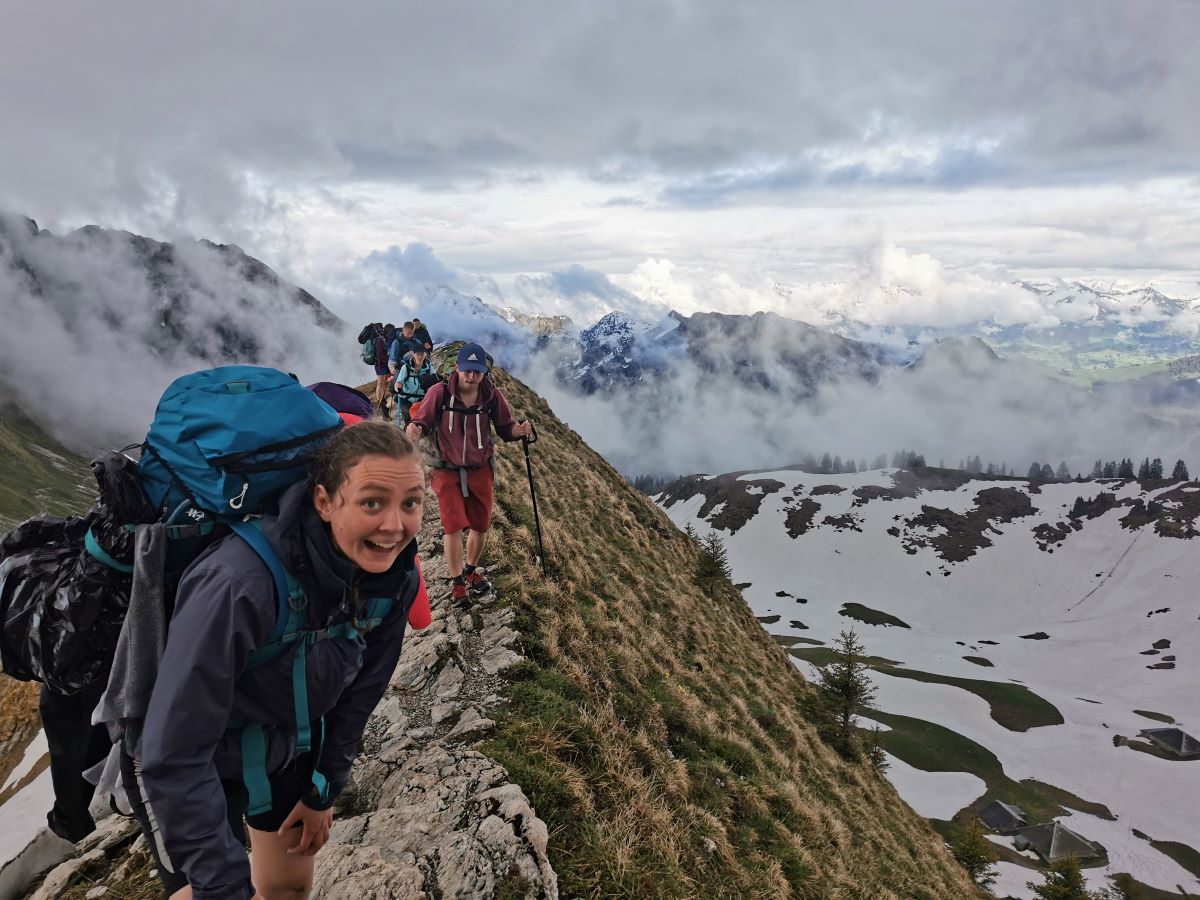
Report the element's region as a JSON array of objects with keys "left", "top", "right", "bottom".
[{"left": 139, "top": 481, "right": 419, "bottom": 899}]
